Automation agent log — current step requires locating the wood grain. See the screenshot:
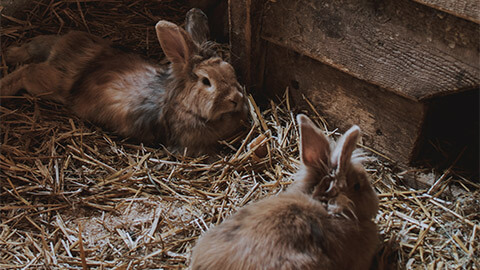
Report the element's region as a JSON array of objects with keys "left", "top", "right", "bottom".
[
  {"left": 412, "top": 0, "right": 480, "bottom": 23},
  {"left": 263, "top": 43, "right": 426, "bottom": 164},
  {"left": 228, "top": 0, "right": 266, "bottom": 89},
  {"left": 261, "top": 0, "right": 480, "bottom": 101},
  {"left": 0, "top": 0, "right": 33, "bottom": 16}
]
